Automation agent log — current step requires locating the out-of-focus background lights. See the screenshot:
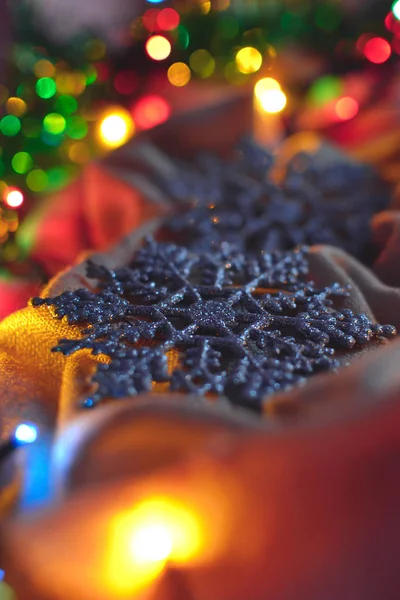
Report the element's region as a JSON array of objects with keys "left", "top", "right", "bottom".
[{"left": 254, "top": 78, "right": 287, "bottom": 113}]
